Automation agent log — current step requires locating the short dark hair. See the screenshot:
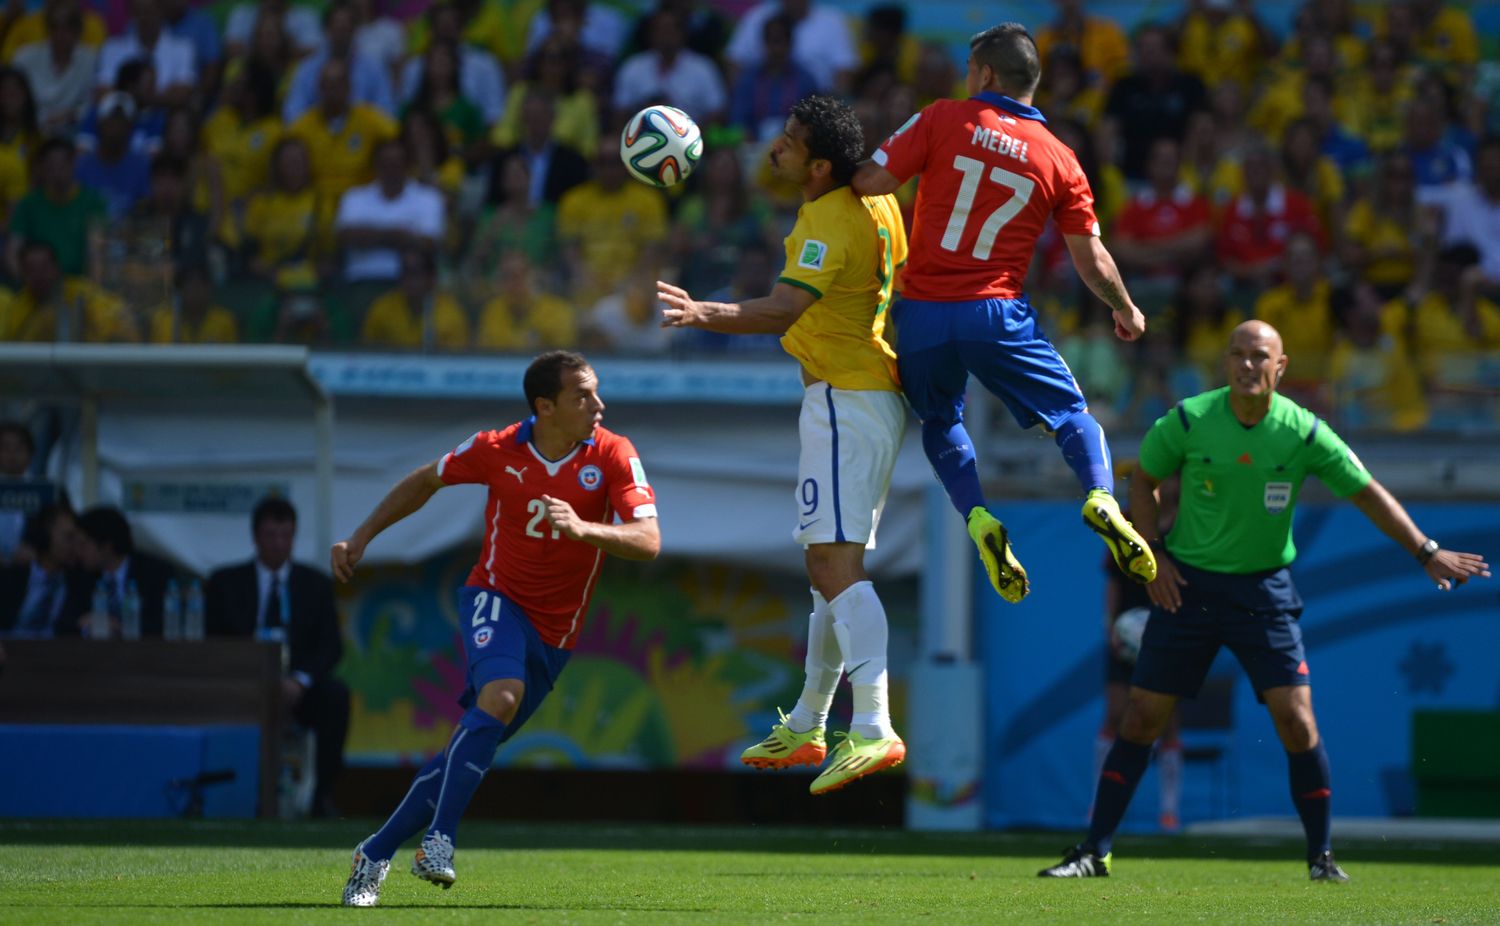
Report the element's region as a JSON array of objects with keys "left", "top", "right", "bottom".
[
  {"left": 789, "top": 95, "right": 864, "bottom": 185},
  {"left": 150, "top": 154, "right": 187, "bottom": 179},
  {"left": 35, "top": 136, "right": 75, "bottom": 164},
  {"left": 524, "top": 350, "right": 591, "bottom": 415},
  {"left": 21, "top": 504, "right": 70, "bottom": 558},
  {"left": 970, "top": 22, "right": 1040, "bottom": 96},
  {"left": 252, "top": 495, "right": 297, "bottom": 533},
  {"left": 77, "top": 506, "right": 133, "bottom": 556},
  {"left": 866, "top": 4, "right": 906, "bottom": 34},
  {"left": 0, "top": 421, "right": 34, "bottom": 458}
]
